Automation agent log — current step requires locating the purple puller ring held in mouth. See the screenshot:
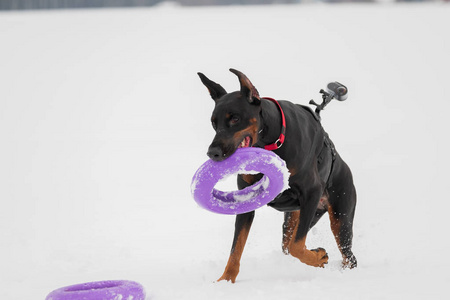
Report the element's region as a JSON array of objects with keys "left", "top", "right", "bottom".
[{"left": 191, "top": 147, "right": 290, "bottom": 215}]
